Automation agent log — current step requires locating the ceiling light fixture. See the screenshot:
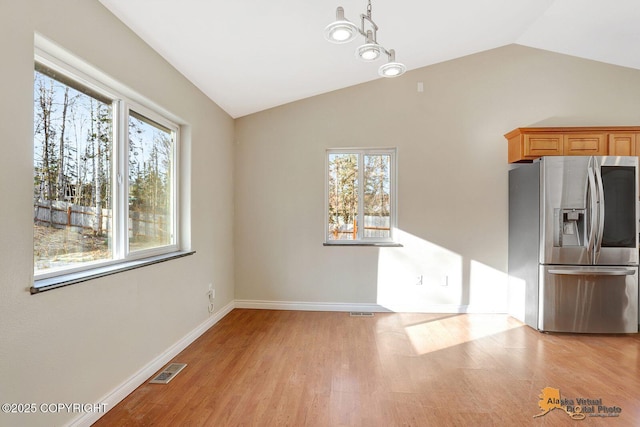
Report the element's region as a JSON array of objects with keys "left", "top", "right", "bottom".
[{"left": 324, "top": 0, "right": 406, "bottom": 78}]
